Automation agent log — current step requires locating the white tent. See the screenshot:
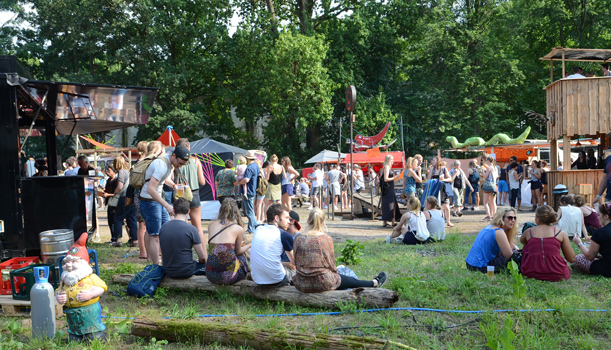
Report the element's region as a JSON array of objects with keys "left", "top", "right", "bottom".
[{"left": 304, "top": 149, "right": 347, "bottom": 164}]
